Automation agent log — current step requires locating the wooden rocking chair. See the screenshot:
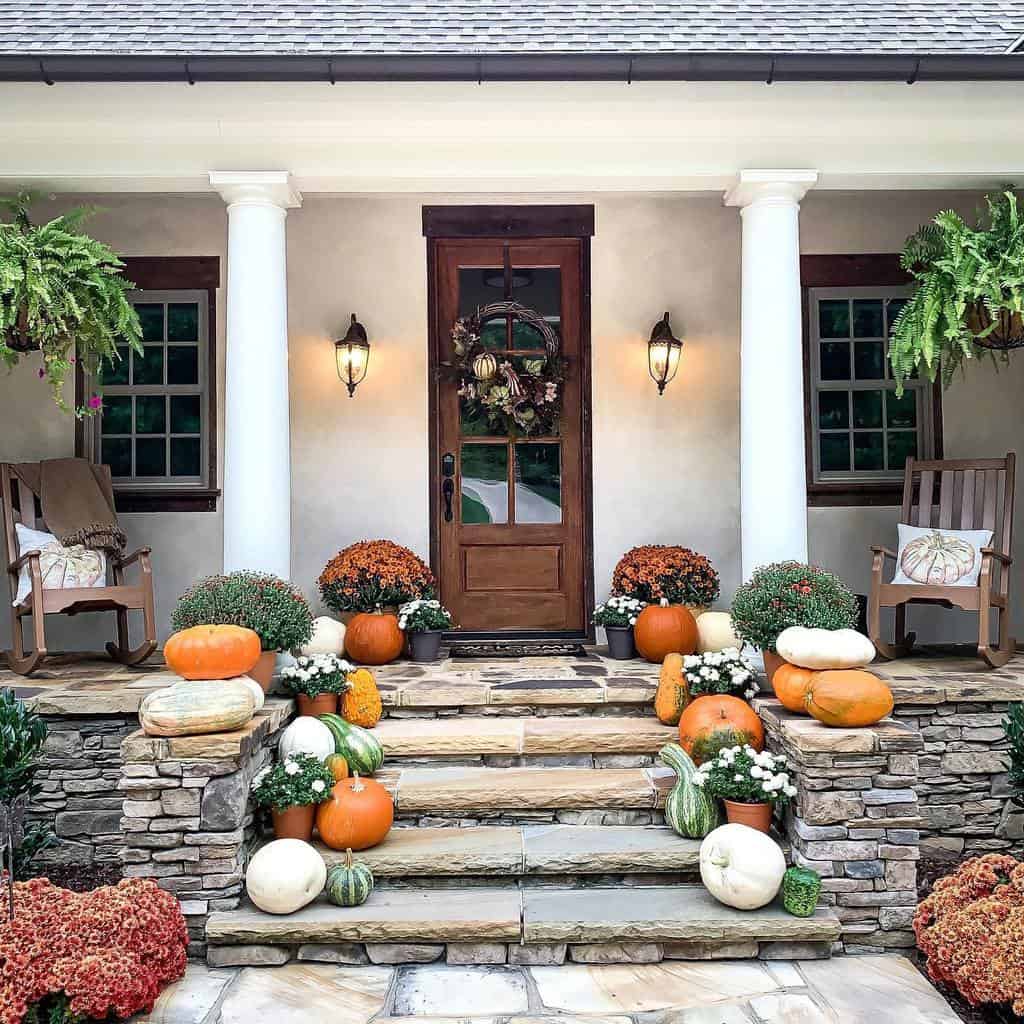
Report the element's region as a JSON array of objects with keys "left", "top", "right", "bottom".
[
  {"left": 868, "top": 454, "right": 1016, "bottom": 669},
  {"left": 2, "top": 461, "right": 157, "bottom": 676}
]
